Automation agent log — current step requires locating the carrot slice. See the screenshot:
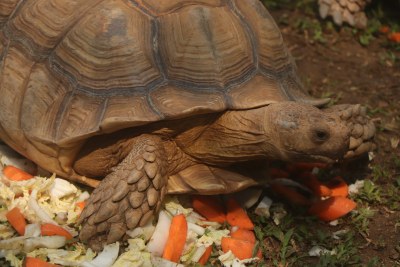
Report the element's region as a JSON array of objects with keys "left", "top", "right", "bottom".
[
  {"left": 24, "top": 257, "right": 59, "bottom": 267},
  {"left": 221, "top": 237, "right": 262, "bottom": 260},
  {"left": 286, "top": 162, "right": 327, "bottom": 173},
  {"left": 230, "top": 228, "right": 256, "bottom": 243},
  {"left": 6, "top": 207, "right": 27, "bottom": 235},
  {"left": 192, "top": 195, "right": 226, "bottom": 223},
  {"left": 162, "top": 214, "right": 188, "bottom": 263},
  {"left": 226, "top": 198, "right": 254, "bottom": 230},
  {"left": 298, "top": 172, "right": 332, "bottom": 197},
  {"left": 3, "top": 165, "right": 33, "bottom": 181},
  {"left": 270, "top": 183, "right": 312, "bottom": 206},
  {"left": 40, "top": 223, "right": 73, "bottom": 240},
  {"left": 326, "top": 176, "right": 348, "bottom": 197},
  {"left": 198, "top": 245, "right": 212, "bottom": 265},
  {"left": 308, "top": 196, "right": 357, "bottom": 221},
  {"left": 76, "top": 201, "right": 86, "bottom": 210},
  {"left": 379, "top": 26, "right": 390, "bottom": 34},
  {"left": 388, "top": 32, "right": 400, "bottom": 43}
]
